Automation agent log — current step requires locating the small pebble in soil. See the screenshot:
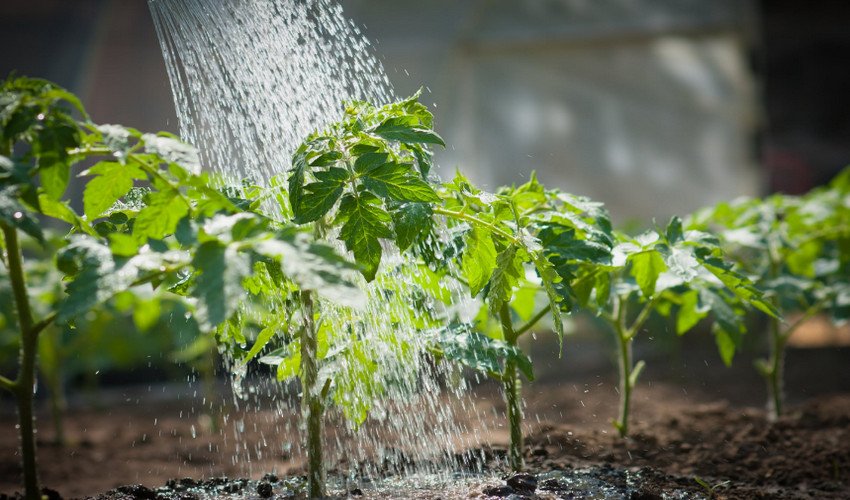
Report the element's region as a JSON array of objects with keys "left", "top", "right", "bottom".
[
  {"left": 256, "top": 481, "right": 273, "bottom": 498},
  {"left": 116, "top": 484, "right": 157, "bottom": 499},
  {"left": 506, "top": 473, "right": 538, "bottom": 494},
  {"left": 482, "top": 485, "right": 515, "bottom": 497}
]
